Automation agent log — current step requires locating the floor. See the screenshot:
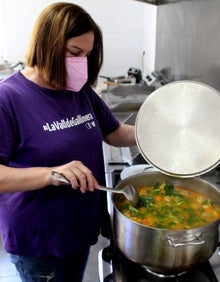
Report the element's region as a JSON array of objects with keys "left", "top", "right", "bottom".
[{"left": 0, "top": 235, "right": 110, "bottom": 282}]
